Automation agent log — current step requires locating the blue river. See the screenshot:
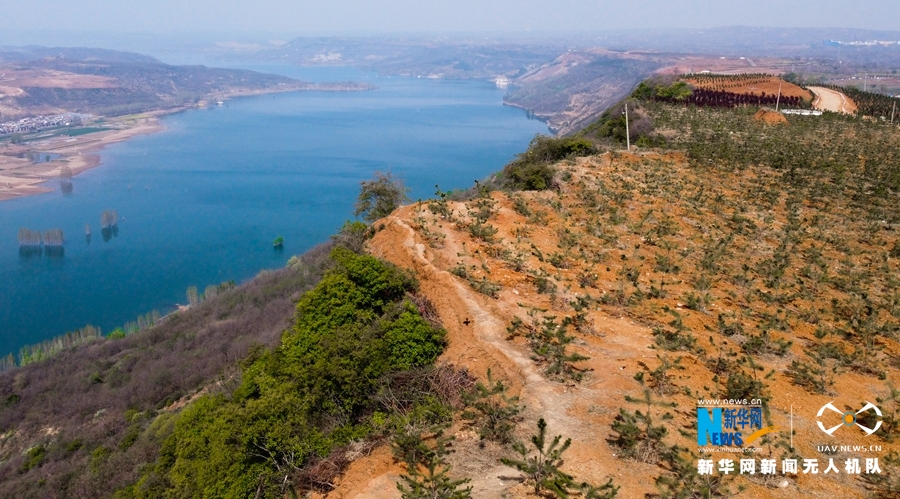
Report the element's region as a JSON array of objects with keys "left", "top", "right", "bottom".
[{"left": 0, "top": 65, "right": 547, "bottom": 355}]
